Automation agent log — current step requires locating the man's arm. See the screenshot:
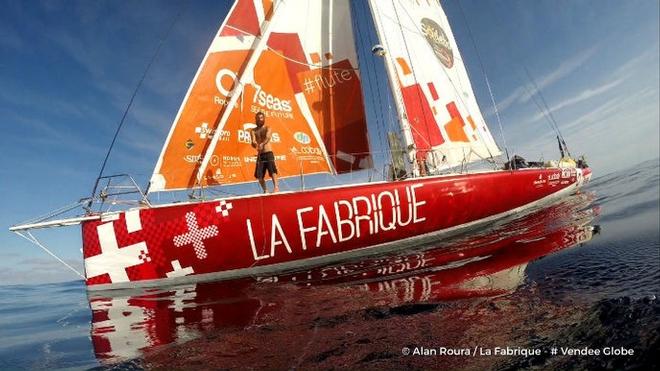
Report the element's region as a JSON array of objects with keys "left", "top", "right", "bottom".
[{"left": 250, "top": 129, "right": 257, "bottom": 148}]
